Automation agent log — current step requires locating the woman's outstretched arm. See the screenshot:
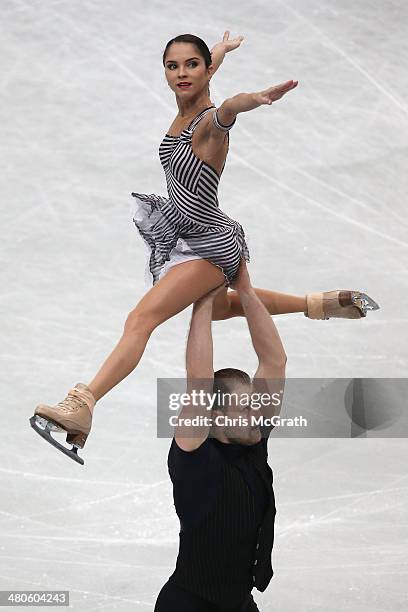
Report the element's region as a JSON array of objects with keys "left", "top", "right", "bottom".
[
  {"left": 215, "top": 79, "right": 299, "bottom": 127},
  {"left": 210, "top": 30, "right": 244, "bottom": 76}
]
